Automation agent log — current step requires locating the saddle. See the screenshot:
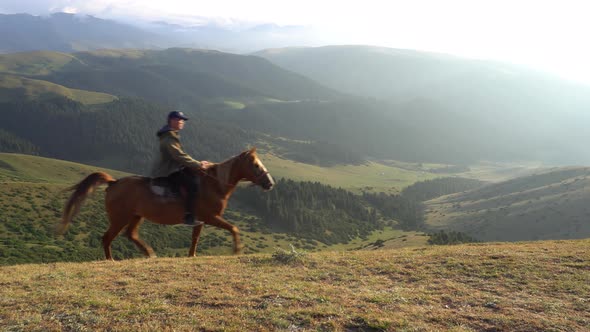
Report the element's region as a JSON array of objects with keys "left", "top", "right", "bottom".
[
  {"left": 149, "top": 176, "right": 201, "bottom": 200},
  {"left": 149, "top": 177, "right": 182, "bottom": 198}
]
